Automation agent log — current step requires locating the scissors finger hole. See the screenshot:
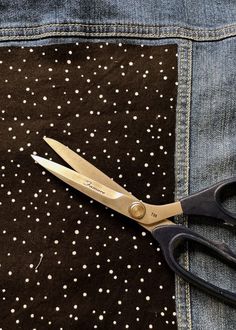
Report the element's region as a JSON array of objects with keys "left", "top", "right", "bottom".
[
  {"left": 170, "top": 234, "right": 236, "bottom": 296},
  {"left": 216, "top": 181, "right": 236, "bottom": 217}
]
